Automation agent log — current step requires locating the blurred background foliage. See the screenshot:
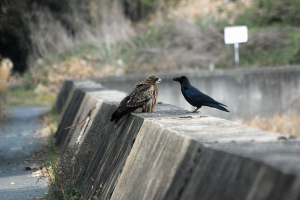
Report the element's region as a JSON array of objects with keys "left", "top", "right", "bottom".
[
  {"left": 1, "top": 0, "right": 300, "bottom": 75},
  {"left": 236, "top": 0, "right": 300, "bottom": 27},
  {"left": 123, "top": 0, "right": 181, "bottom": 21},
  {"left": 1, "top": 0, "right": 300, "bottom": 97}
]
